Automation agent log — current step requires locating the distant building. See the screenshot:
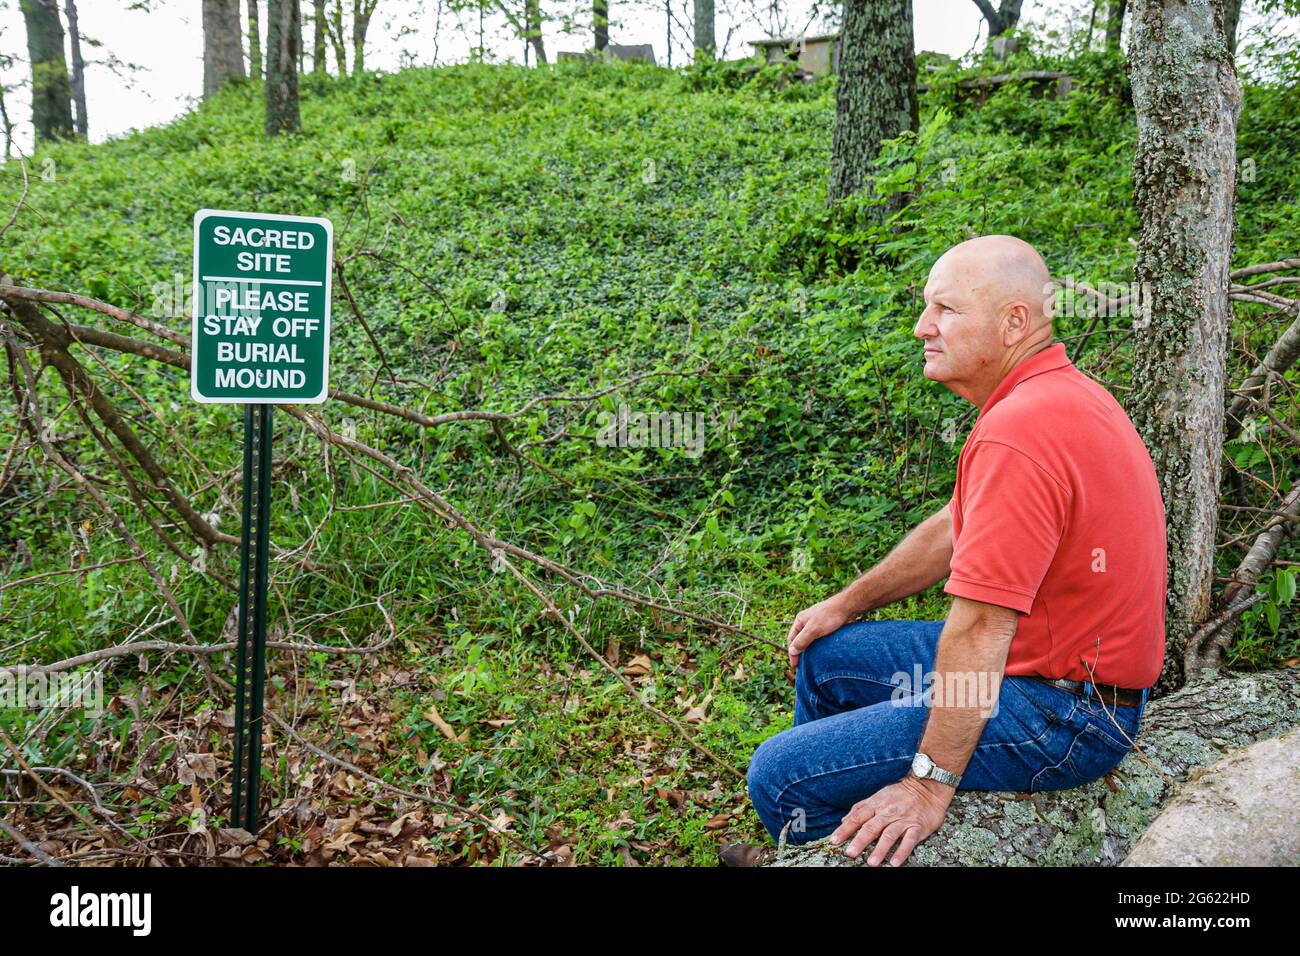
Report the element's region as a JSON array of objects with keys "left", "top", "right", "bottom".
[{"left": 749, "top": 34, "right": 840, "bottom": 77}]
